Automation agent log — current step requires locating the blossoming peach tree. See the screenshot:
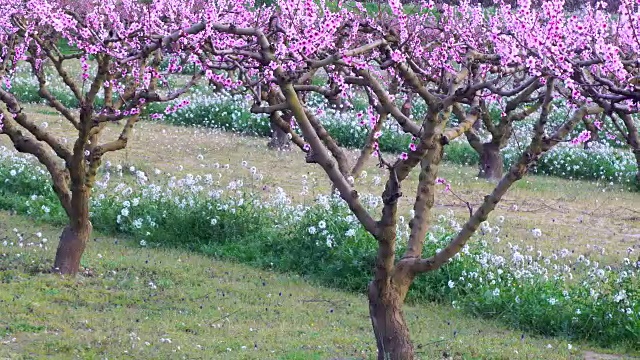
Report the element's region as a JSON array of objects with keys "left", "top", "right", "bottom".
[
  {"left": 0, "top": 0, "right": 205, "bottom": 274},
  {"left": 182, "top": 0, "right": 626, "bottom": 358},
  {"left": 566, "top": 0, "right": 640, "bottom": 186},
  {"left": 1, "top": 0, "right": 637, "bottom": 358}
]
